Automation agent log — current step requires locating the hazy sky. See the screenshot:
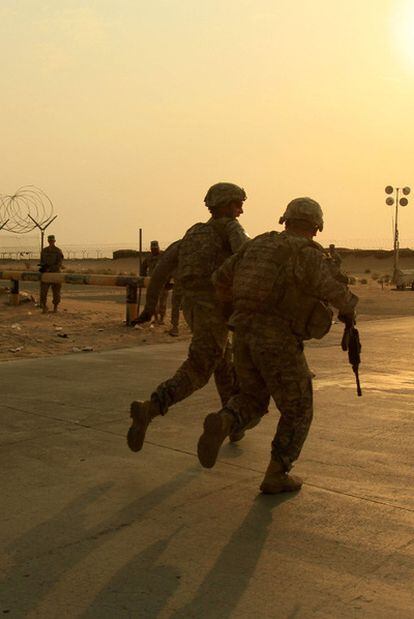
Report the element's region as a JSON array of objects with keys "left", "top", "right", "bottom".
[{"left": 2, "top": 0, "right": 414, "bottom": 249}]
